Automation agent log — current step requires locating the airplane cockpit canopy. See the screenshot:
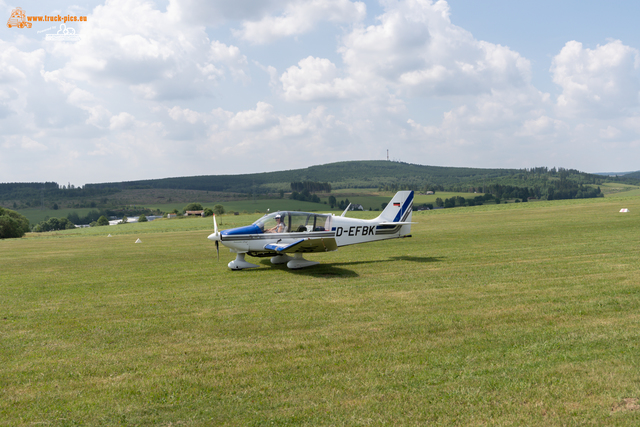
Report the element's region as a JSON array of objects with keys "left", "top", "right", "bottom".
[{"left": 254, "top": 211, "right": 332, "bottom": 233}]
